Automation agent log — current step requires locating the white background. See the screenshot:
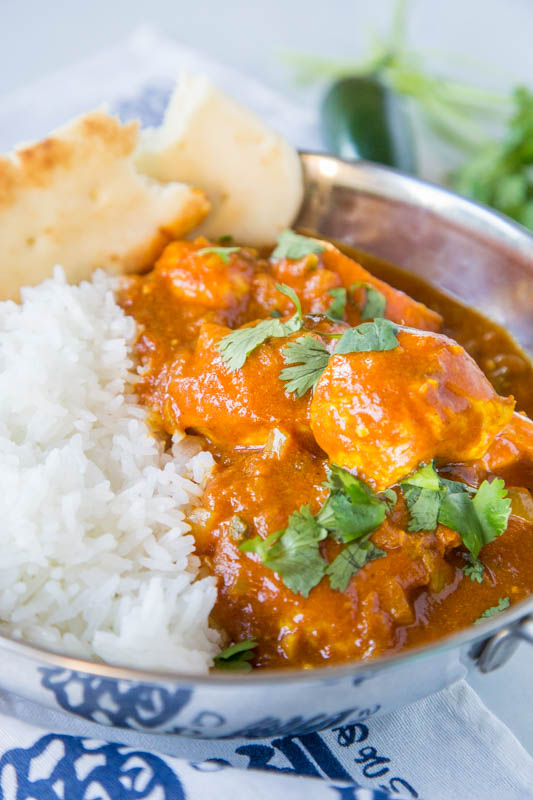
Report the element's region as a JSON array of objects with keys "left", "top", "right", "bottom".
[{"left": 1, "top": 0, "right": 532, "bottom": 755}]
